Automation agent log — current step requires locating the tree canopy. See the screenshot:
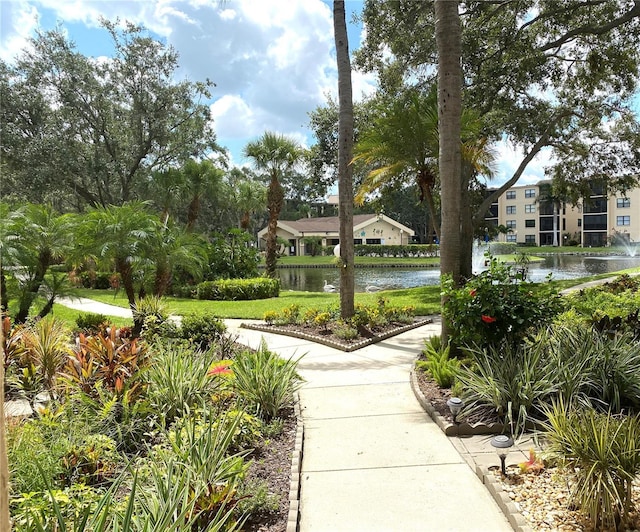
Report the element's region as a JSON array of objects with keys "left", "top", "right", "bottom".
[
  {"left": 357, "top": 0, "right": 640, "bottom": 203},
  {"left": 1, "top": 20, "right": 218, "bottom": 208}
]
